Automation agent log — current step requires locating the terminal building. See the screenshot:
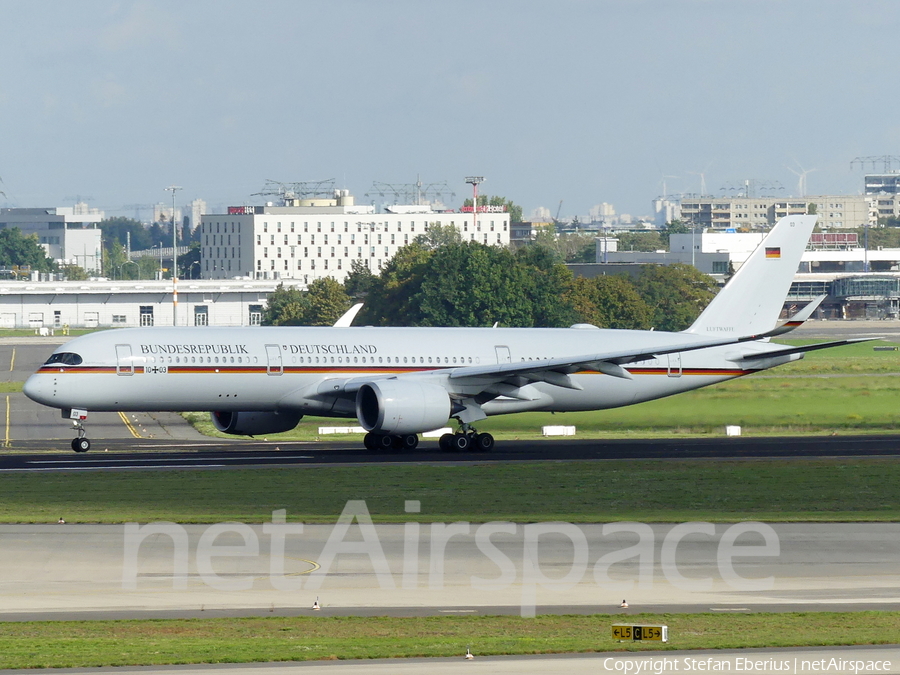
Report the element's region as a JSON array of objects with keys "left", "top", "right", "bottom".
[
  {"left": 199, "top": 190, "right": 511, "bottom": 284},
  {"left": 0, "top": 279, "right": 279, "bottom": 329}
]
